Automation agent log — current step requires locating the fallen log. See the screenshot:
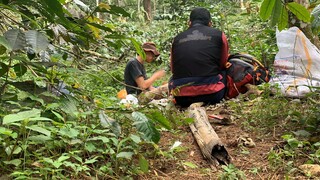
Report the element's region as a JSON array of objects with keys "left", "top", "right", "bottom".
[
  {"left": 138, "top": 84, "right": 169, "bottom": 104},
  {"left": 188, "top": 103, "right": 230, "bottom": 169}
]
